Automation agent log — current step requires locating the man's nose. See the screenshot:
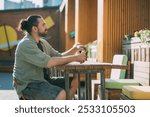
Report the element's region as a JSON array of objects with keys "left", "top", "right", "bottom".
[{"left": 45, "top": 25, "right": 48, "bottom": 30}]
